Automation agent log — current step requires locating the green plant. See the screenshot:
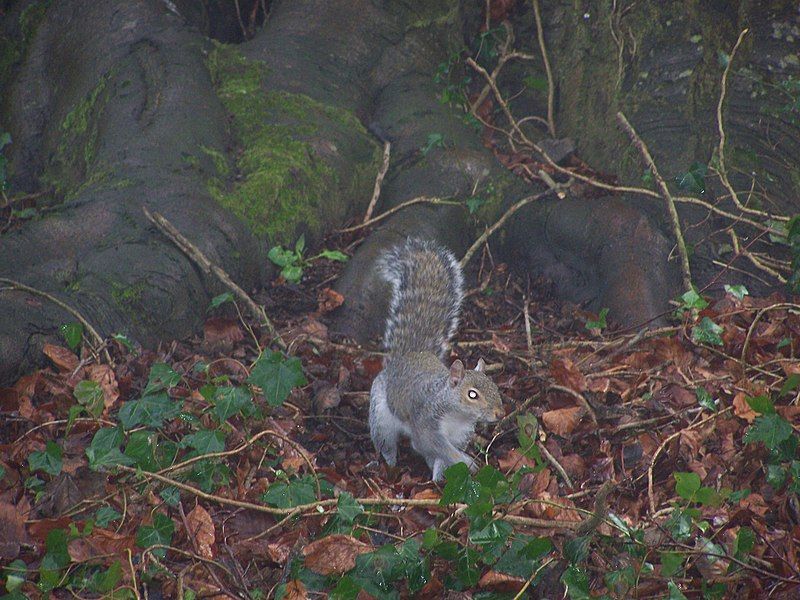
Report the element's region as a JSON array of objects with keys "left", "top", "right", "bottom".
[
  {"left": 268, "top": 234, "right": 348, "bottom": 283},
  {"left": 420, "top": 132, "right": 445, "bottom": 156}
]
